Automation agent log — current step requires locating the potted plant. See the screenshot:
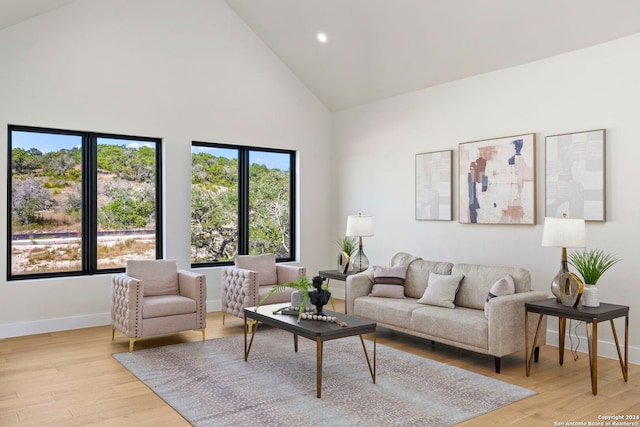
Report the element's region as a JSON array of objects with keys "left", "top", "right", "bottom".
[
  {"left": 257, "top": 276, "right": 335, "bottom": 322},
  {"left": 568, "top": 248, "right": 621, "bottom": 307},
  {"left": 336, "top": 236, "right": 357, "bottom": 273}
]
